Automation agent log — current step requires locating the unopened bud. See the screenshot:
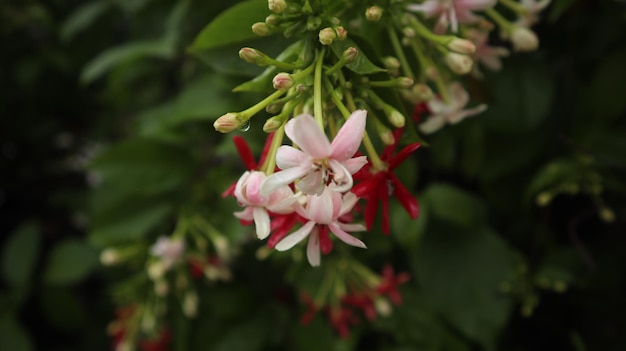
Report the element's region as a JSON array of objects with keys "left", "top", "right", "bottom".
[
  {"left": 183, "top": 291, "right": 198, "bottom": 318},
  {"left": 296, "top": 84, "right": 308, "bottom": 94},
  {"left": 444, "top": 52, "right": 473, "bottom": 75},
  {"left": 382, "top": 56, "right": 400, "bottom": 70},
  {"left": 239, "top": 47, "right": 266, "bottom": 65},
  {"left": 335, "top": 26, "right": 347, "bottom": 40},
  {"left": 272, "top": 72, "right": 293, "bottom": 90},
  {"left": 396, "top": 77, "right": 414, "bottom": 88},
  {"left": 387, "top": 109, "right": 406, "bottom": 128},
  {"left": 263, "top": 116, "right": 283, "bottom": 132},
  {"left": 147, "top": 261, "right": 165, "bottom": 280},
  {"left": 268, "top": 0, "right": 287, "bottom": 13},
  {"left": 553, "top": 281, "right": 568, "bottom": 293},
  {"left": 412, "top": 83, "right": 434, "bottom": 101},
  {"left": 447, "top": 37, "right": 476, "bottom": 54},
  {"left": 425, "top": 66, "right": 439, "bottom": 80},
  {"left": 141, "top": 313, "right": 156, "bottom": 333},
  {"left": 319, "top": 27, "right": 336, "bottom": 45},
  {"left": 510, "top": 26, "right": 539, "bottom": 52},
  {"left": 252, "top": 22, "right": 272, "bottom": 36},
  {"left": 306, "top": 16, "right": 322, "bottom": 30},
  {"left": 375, "top": 298, "right": 392, "bottom": 317},
  {"left": 265, "top": 14, "right": 281, "bottom": 26},
  {"left": 535, "top": 192, "right": 552, "bottom": 206},
  {"left": 365, "top": 6, "right": 383, "bottom": 22},
  {"left": 154, "top": 279, "right": 169, "bottom": 297},
  {"left": 214, "top": 113, "right": 241, "bottom": 133},
  {"left": 266, "top": 102, "right": 283, "bottom": 114},
  {"left": 599, "top": 207, "right": 615, "bottom": 223},
  {"left": 402, "top": 27, "right": 415, "bottom": 38},
  {"left": 342, "top": 47, "right": 358, "bottom": 62},
  {"left": 379, "top": 129, "right": 395, "bottom": 145},
  {"left": 100, "top": 248, "right": 120, "bottom": 266}
]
